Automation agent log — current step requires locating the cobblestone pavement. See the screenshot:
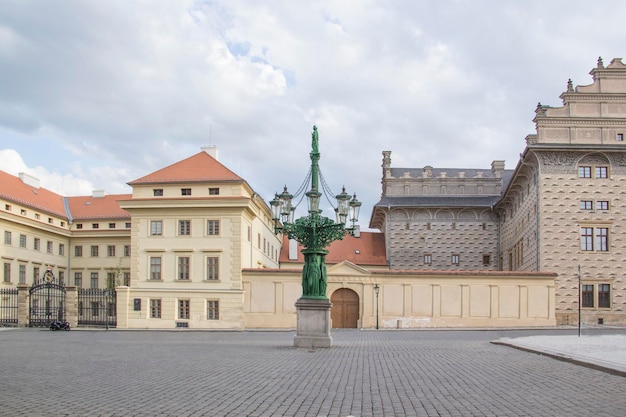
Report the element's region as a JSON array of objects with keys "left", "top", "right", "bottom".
[{"left": 1, "top": 328, "right": 625, "bottom": 417}]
